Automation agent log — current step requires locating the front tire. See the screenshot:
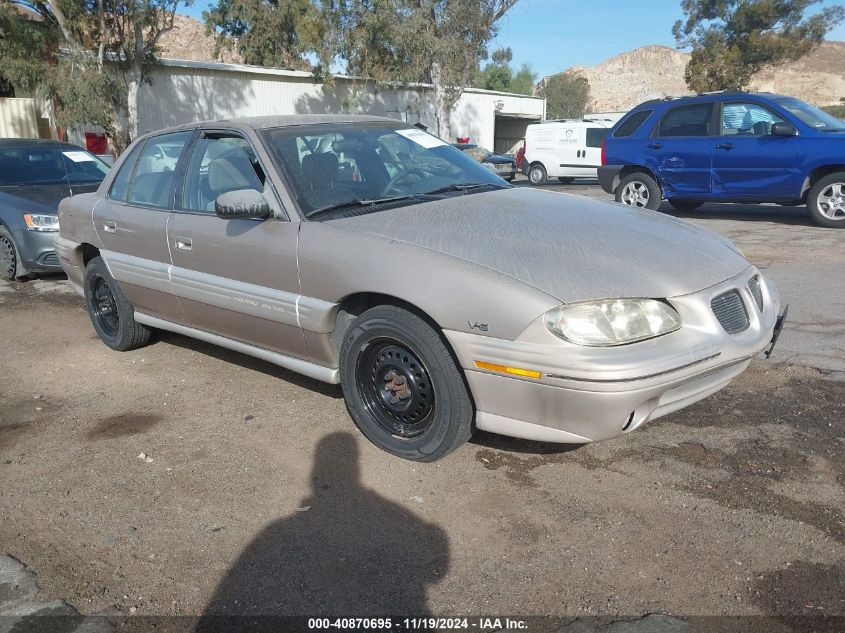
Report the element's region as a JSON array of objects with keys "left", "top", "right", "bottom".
[
  {"left": 0, "top": 225, "right": 29, "bottom": 281},
  {"left": 615, "top": 172, "right": 661, "bottom": 210},
  {"left": 340, "top": 305, "right": 473, "bottom": 462},
  {"left": 527, "top": 163, "right": 547, "bottom": 186},
  {"left": 84, "top": 256, "right": 151, "bottom": 351},
  {"left": 808, "top": 172, "right": 845, "bottom": 228}
]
